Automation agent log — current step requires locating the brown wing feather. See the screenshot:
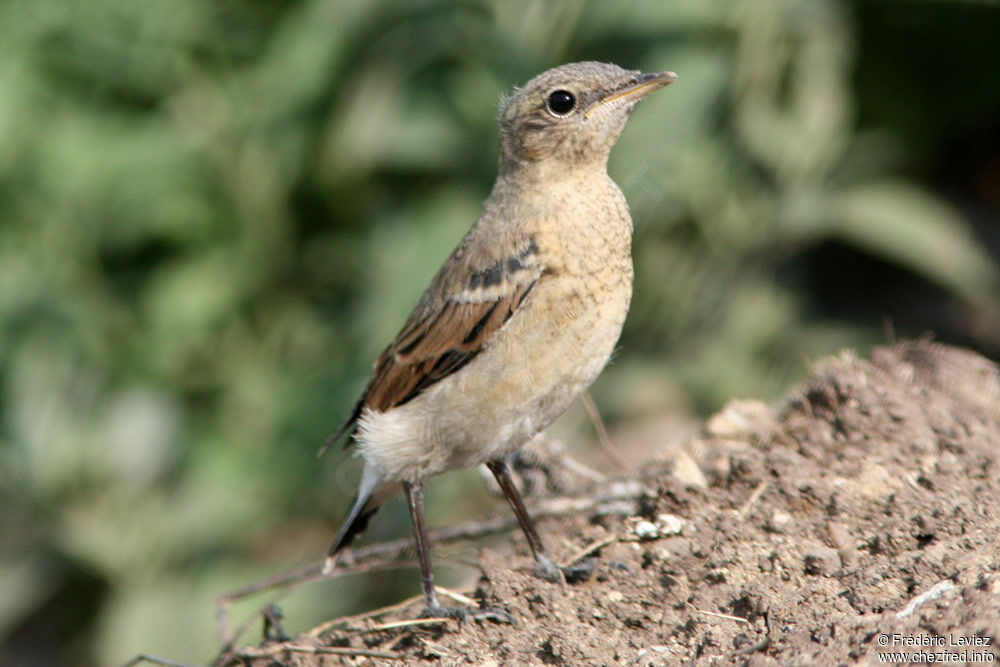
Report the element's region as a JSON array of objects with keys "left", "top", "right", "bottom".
[
  {"left": 364, "top": 280, "right": 536, "bottom": 413},
  {"left": 317, "top": 238, "right": 541, "bottom": 456}
]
